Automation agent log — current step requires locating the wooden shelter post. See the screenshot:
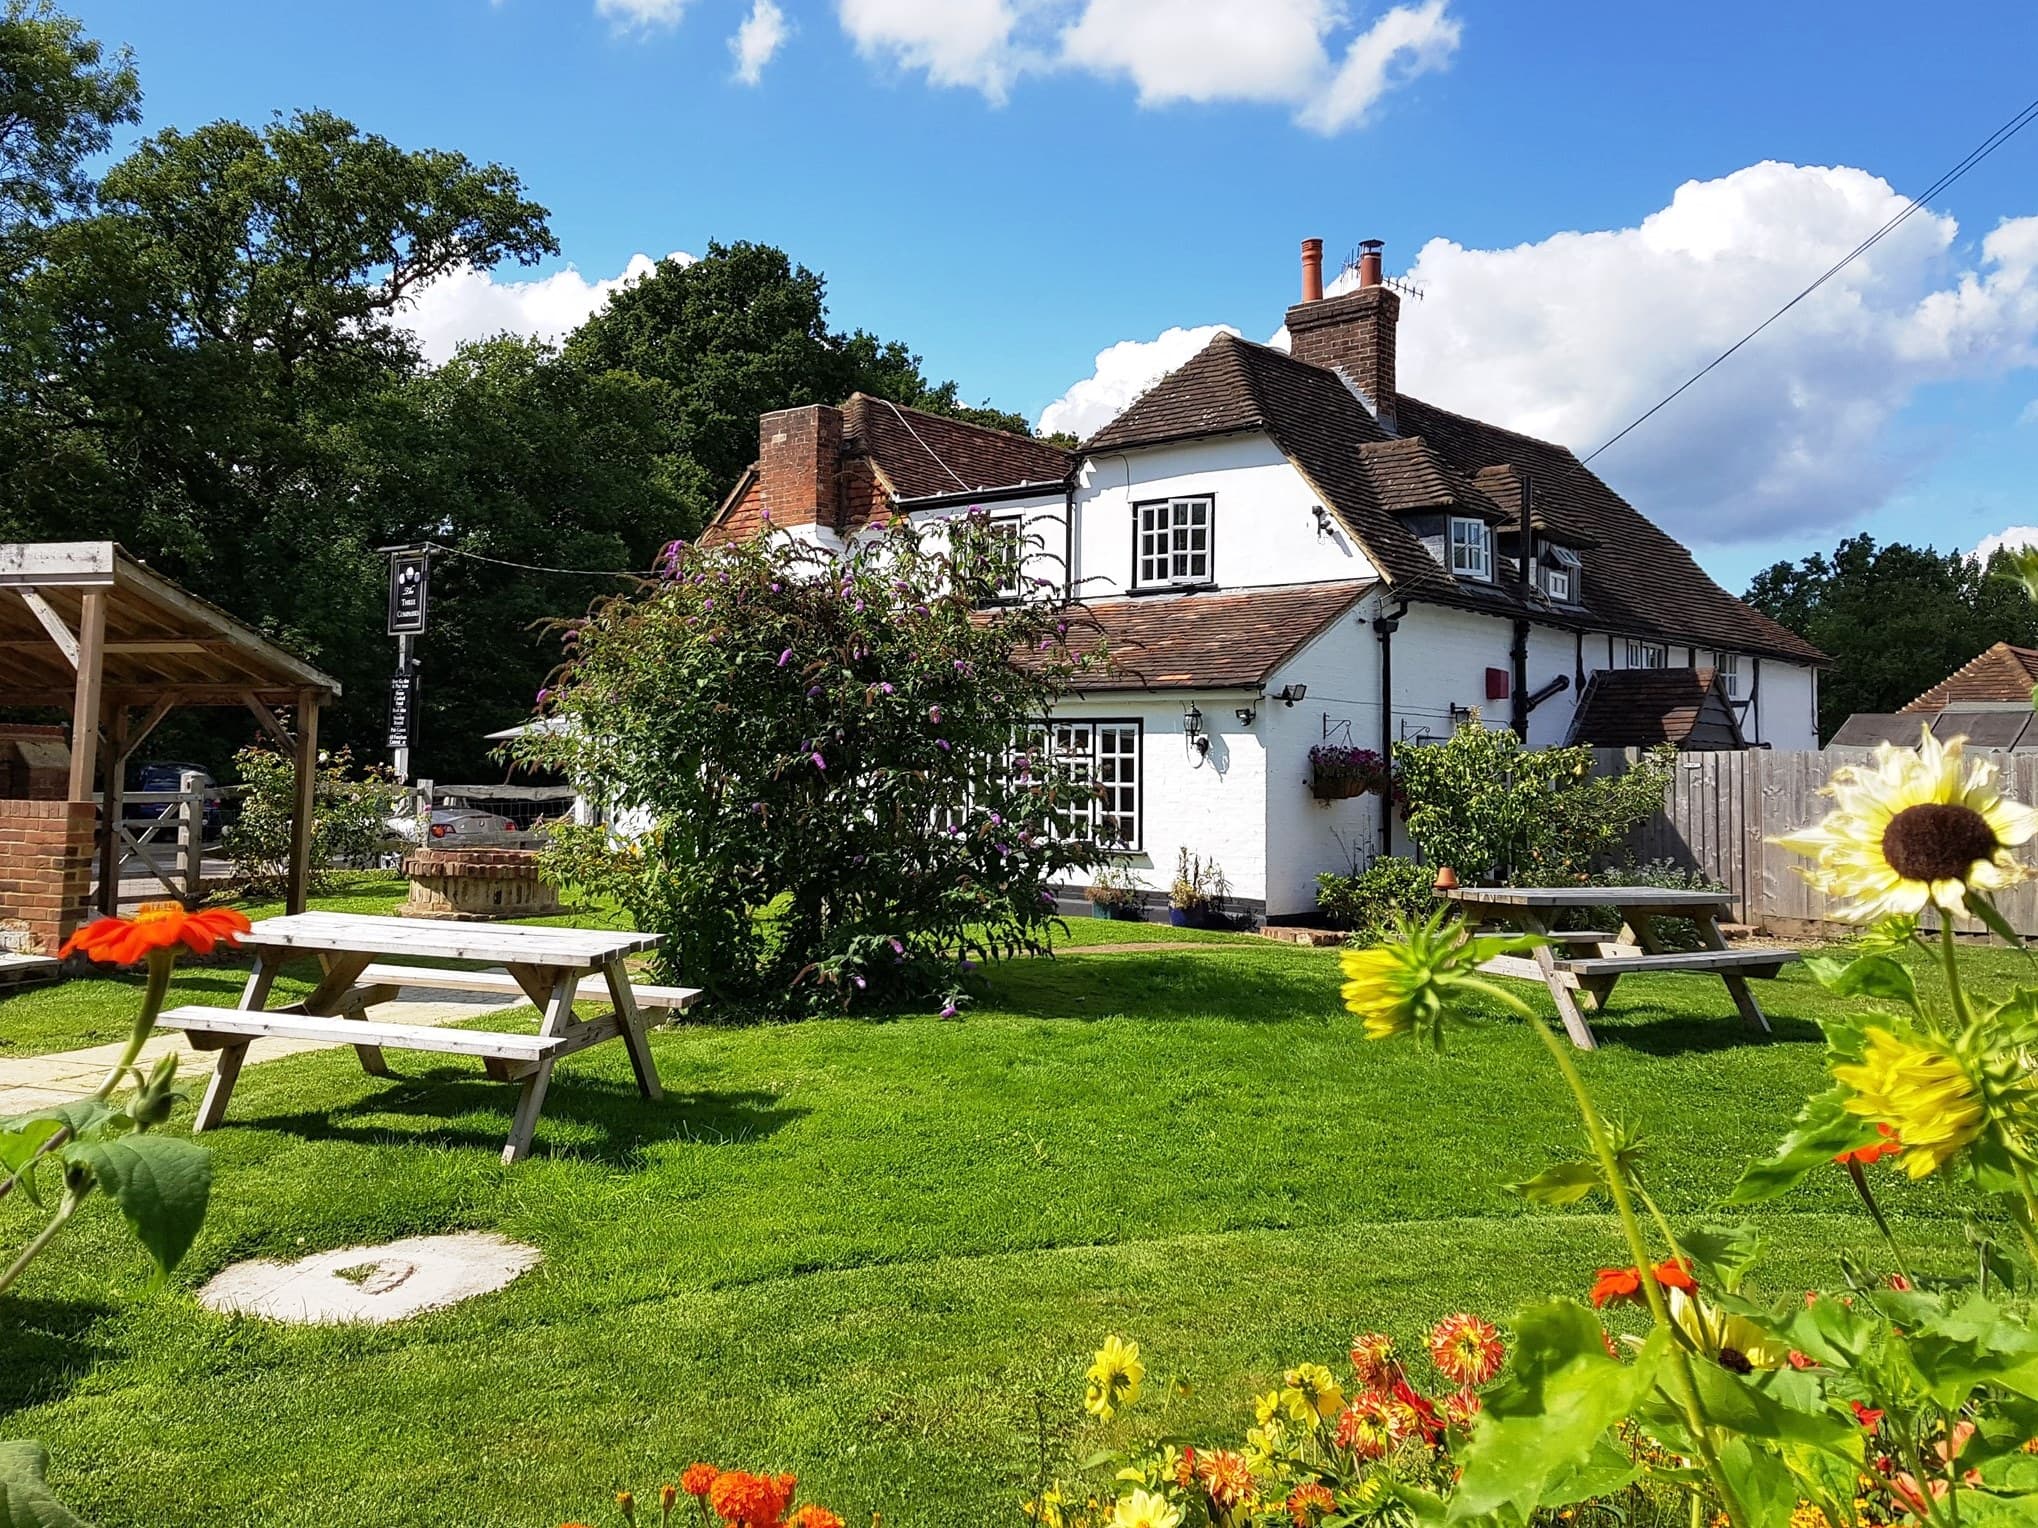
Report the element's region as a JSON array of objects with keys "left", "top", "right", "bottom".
[
  {"left": 287, "top": 687, "right": 321, "bottom": 915},
  {"left": 65, "top": 591, "right": 105, "bottom": 804},
  {"left": 96, "top": 704, "right": 128, "bottom": 914}
]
